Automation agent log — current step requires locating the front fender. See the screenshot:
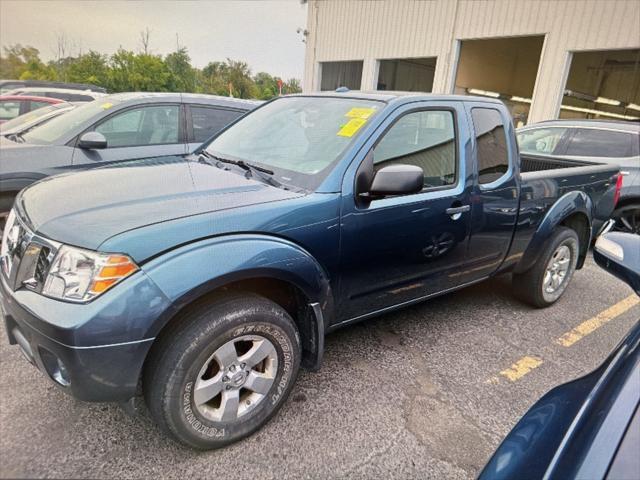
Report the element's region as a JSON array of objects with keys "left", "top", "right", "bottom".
[
  {"left": 0, "top": 175, "right": 45, "bottom": 195},
  {"left": 515, "top": 191, "right": 592, "bottom": 273},
  {"left": 140, "top": 234, "right": 333, "bottom": 338}
]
